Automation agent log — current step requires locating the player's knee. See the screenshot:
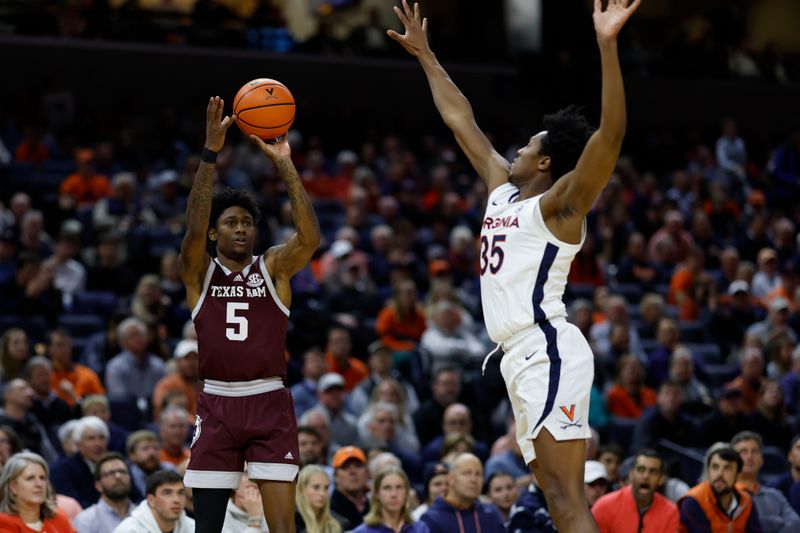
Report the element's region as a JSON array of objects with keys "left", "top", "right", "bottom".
[{"left": 539, "top": 476, "right": 585, "bottom": 517}]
